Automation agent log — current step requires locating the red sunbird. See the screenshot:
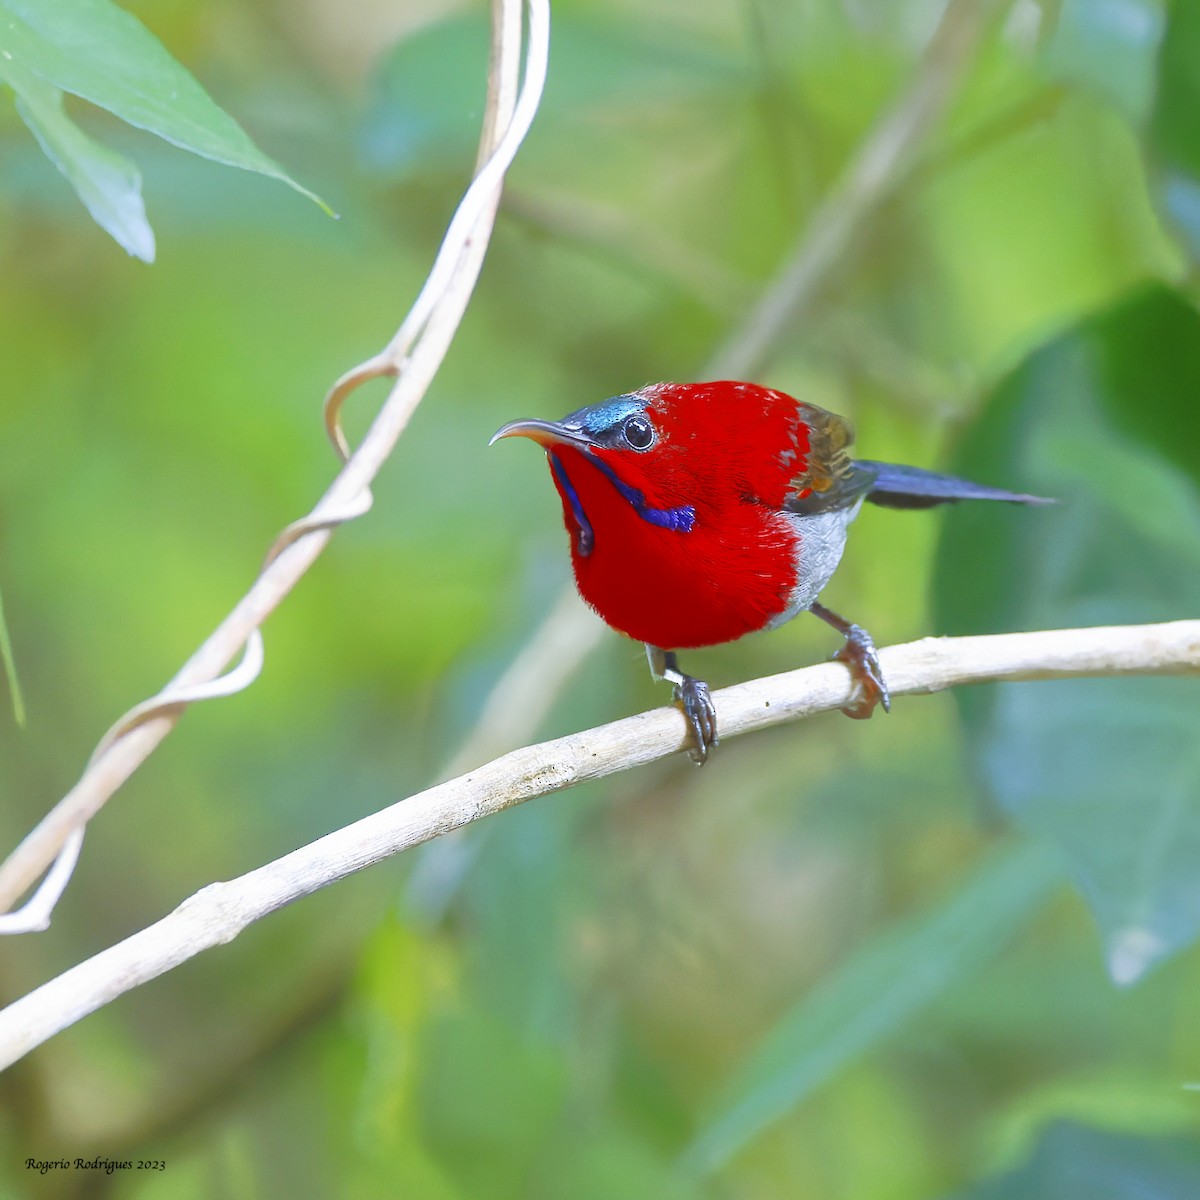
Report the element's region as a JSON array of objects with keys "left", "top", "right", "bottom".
[{"left": 493, "top": 380, "right": 1049, "bottom": 763}]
